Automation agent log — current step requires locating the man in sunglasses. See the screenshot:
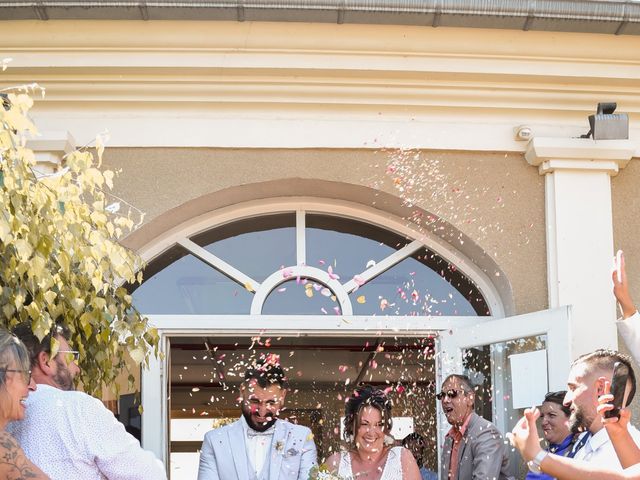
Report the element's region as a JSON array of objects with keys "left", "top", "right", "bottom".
[
  {"left": 6, "top": 322, "right": 166, "bottom": 479},
  {"left": 439, "top": 374, "right": 512, "bottom": 480}
]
